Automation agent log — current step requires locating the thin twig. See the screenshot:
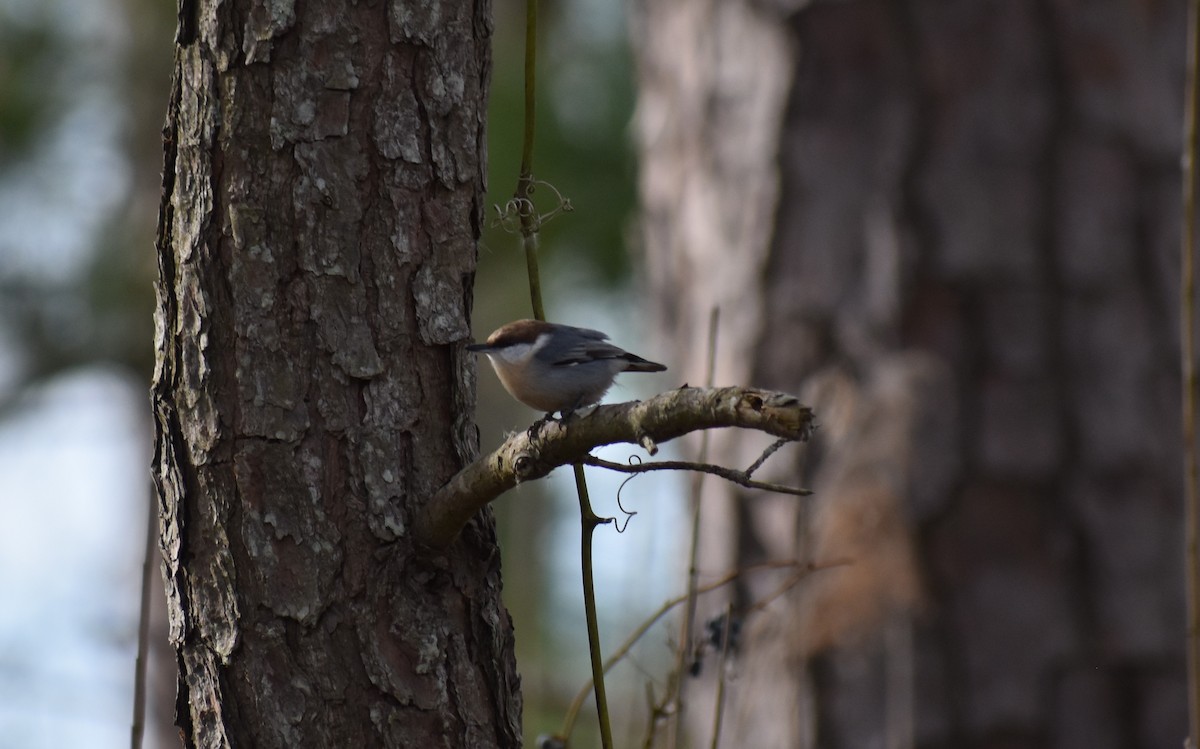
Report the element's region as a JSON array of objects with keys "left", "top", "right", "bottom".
[
  {"left": 670, "top": 307, "right": 720, "bottom": 749},
  {"left": 1182, "top": 0, "right": 1200, "bottom": 742},
  {"left": 559, "top": 559, "right": 848, "bottom": 741},
  {"left": 130, "top": 483, "right": 156, "bottom": 749},
  {"left": 744, "top": 437, "right": 791, "bottom": 478},
  {"left": 581, "top": 455, "right": 810, "bottom": 497},
  {"left": 641, "top": 682, "right": 661, "bottom": 749},
  {"left": 709, "top": 603, "right": 734, "bottom": 749},
  {"left": 746, "top": 567, "right": 814, "bottom": 616}
]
